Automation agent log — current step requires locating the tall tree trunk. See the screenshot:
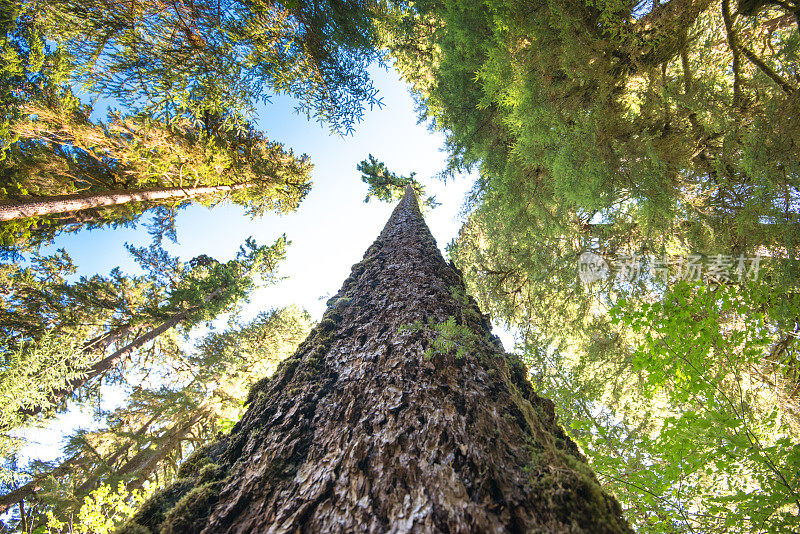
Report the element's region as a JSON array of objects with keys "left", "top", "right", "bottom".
[
  {"left": 122, "top": 412, "right": 204, "bottom": 493},
  {"left": 19, "top": 291, "right": 222, "bottom": 417},
  {"left": 0, "top": 184, "right": 249, "bottom": 222},
  {"left": 72, "top": 412, "right": 165, "bottom": 501},
  {"left": 80, "top": 323, "right": 139, "bottom": 356},
  {"left": 122, "top": 187, "right": 631, "bottom": 533},
  {"left": 0, "top": 454, "right": 87, "bottom": 515}
]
